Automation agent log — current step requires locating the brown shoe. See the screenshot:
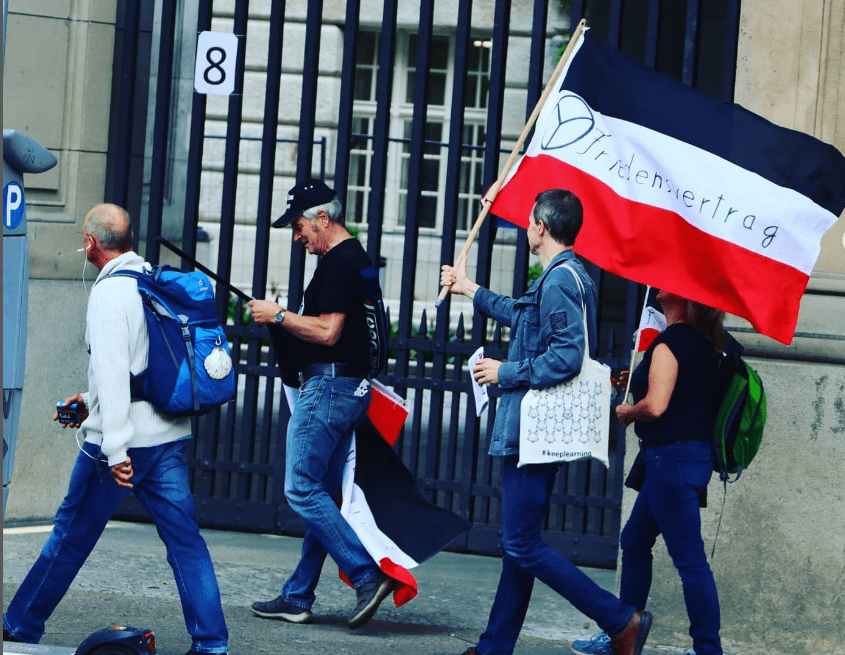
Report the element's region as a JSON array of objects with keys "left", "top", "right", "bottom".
[{"left": 609, "top": 609, "right": 652, "bottom": 655}]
